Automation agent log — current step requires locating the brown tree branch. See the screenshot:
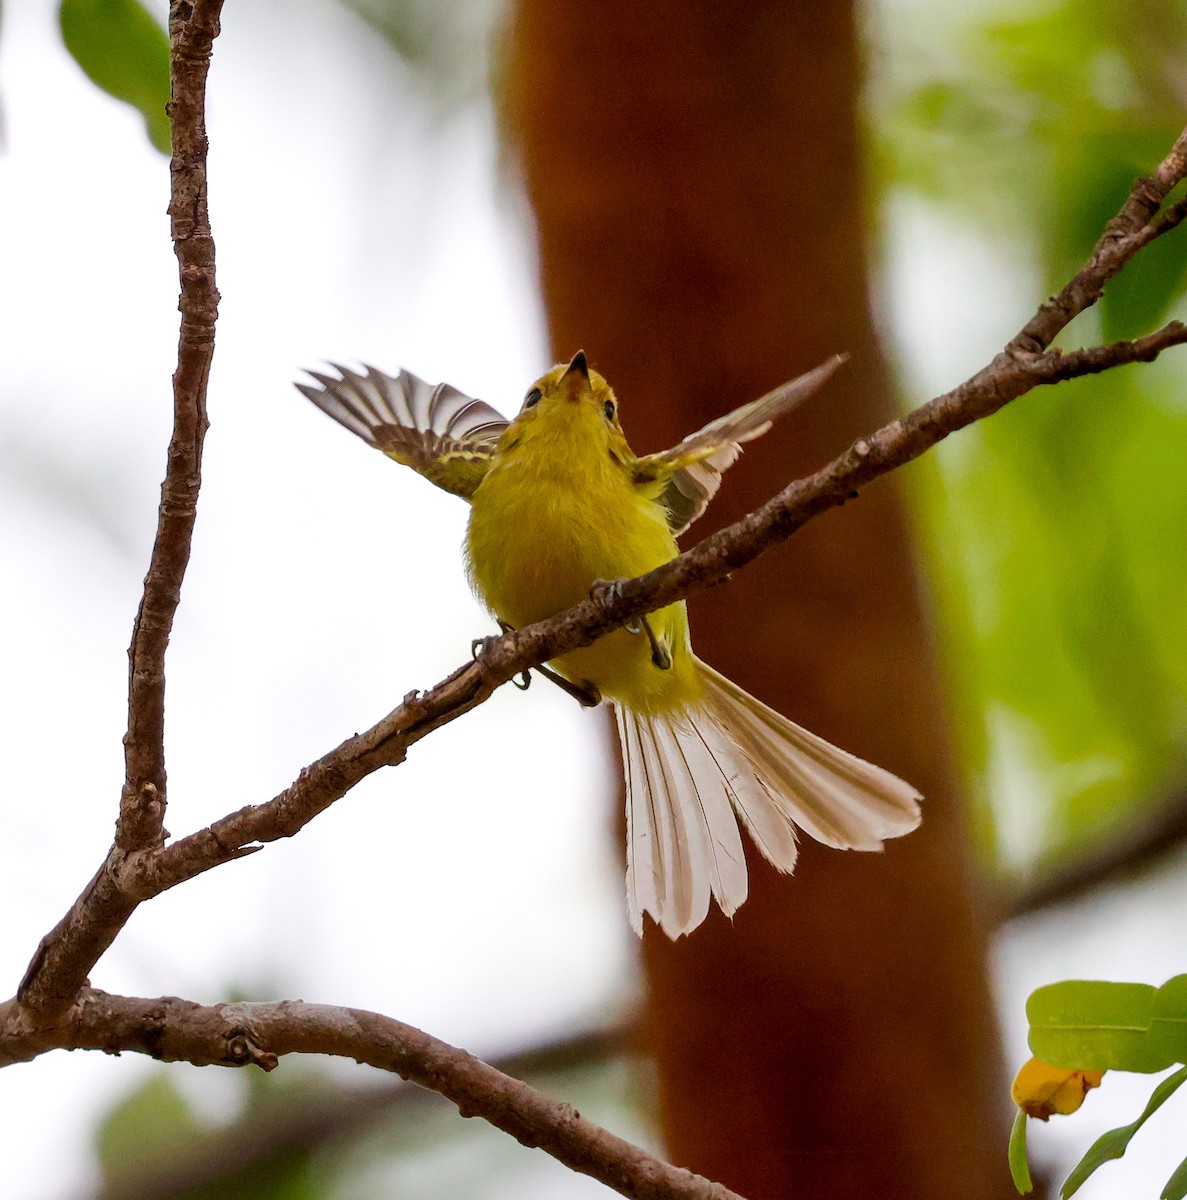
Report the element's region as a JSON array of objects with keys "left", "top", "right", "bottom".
[
  {"left": 14, "top": 123, "right": 1187, "bottom": 1030},
  {"left": 18, "top": 0, "right": 226, "bottom": 1022},
  {"left": 120, "top": 0, "right": 223, "bottom": 855},
  {"left": 0, "top": 991, "right": 735, "bottom": 1200}
]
